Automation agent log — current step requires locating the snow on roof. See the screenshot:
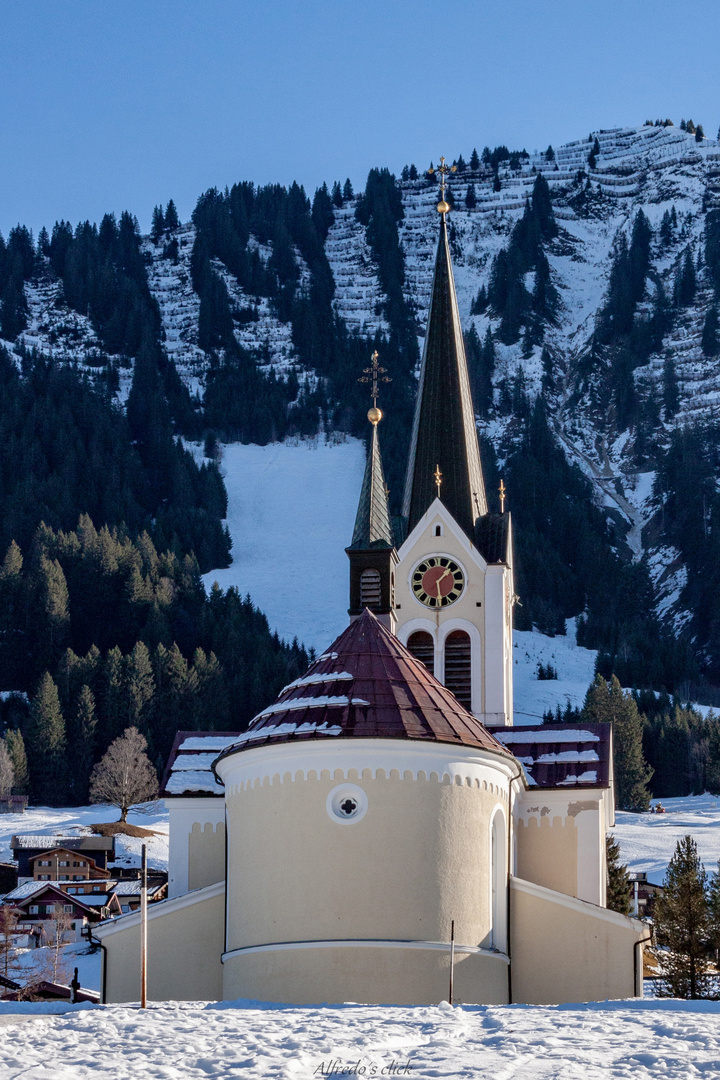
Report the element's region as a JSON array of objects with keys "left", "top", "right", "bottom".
[
  {"left": 2, "top": 881, "right": 48, "bottom": 900},
  {"left": 255, "top": 695, "right": 369, "bottom": 720},
  {"left": 487, "top": 724, "right": 610, "bottom": 789},
  {"left": 494, "top": 730, "right": 600, "bottom": 745},
  {"left": 163, "top": 771, "right": 224, "bottom": 796},
  {"left": 177, "top": 737, "right": 238, "bottom": 752},
  {"left": 534, "top": 750, "right": 600, "bottom": 764},
  {"left": 111, "top": 880, "right": 164, "bottom": 897},
  {"left": 229, "top": 720, "right": 343, "bottom": 747},
  {"left": 281, "top": 671, "right": 354, "bottom": 692},
  {"left": 11, "top": 835, "right": 114, "bottom": 850},
  {"left": 170, "top": 753, "right": 219, "bottom": 771}
]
